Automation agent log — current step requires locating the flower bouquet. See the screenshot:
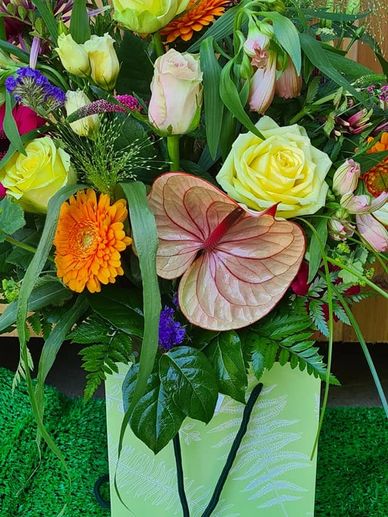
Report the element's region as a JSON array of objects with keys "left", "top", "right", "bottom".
[{"left": 0, "top": 0, "right": 387, "bottom": 515}]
